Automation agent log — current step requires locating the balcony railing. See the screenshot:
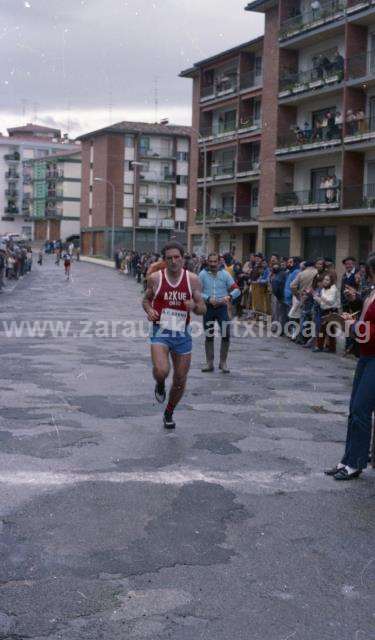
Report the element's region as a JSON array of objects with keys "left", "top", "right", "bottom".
[
  {"left": 347, "top": 50, "right": 375, "bottom": 80},
  {"left": 139, "top": 148, "right": 175, "bottom": 159},
  {"left": 345, "top": 116, "right": 375, "bottom": 140},
  {"left": 238, "top": 117, "right": 261, "bottom": 132},
  {"left": 275, "top": 187, "right": 341, "bottom": 210},
  {"left": 5, "top": 172, "right": 20, "bottom": 180},
  {"left": 200, "top": 71, "right": 262, "bottom": 101},
  {"left": 46, "top": 171, "right": 64, "bottom": 180},
  {"left": 4, "top": 189, "right": 18, "bottom": 197},
  {"left": 212, "top": 162, "right": 236, "bottom": 178},
  {"left": 279, "top": 0, "right": 346, "bottom": 42},
  {"left": 279, "top": 65, "right": 343, "bottom": 97},
  {"left": 140, "top": 173, "right": 176, "bottom": 183},
  {"left": 138, "top": 218, "right": 175, "bottom": 229},
  {"left": 343, "top": 184, "right": 375, "bottom": 208},
  {"left": 196, "top": 205, "right": 258, "bottom": 224},
  {"left": 4, "top": 153, "right": 20, "bottom": 162},
  {"left": 45, "top": 209, "right": 63, "bottom": 218},
  {"left": 237, "top": 160, "right": 260, "bottom": 174},
  {"left": 277, "top": 122, "right": 343, "bottom": 153},
  {"left": 139, "top": 196, "right": 174, "bottom": 206}
]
